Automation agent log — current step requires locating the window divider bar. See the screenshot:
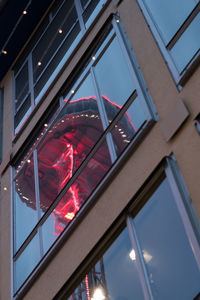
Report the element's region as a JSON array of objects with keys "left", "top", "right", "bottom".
[
  {"left": 13, "top": 90, "right": 137, "bottom": 261},
  {"left": 28, "top": 53, "right": 35, "bottom": 109},
  {"left": 126, "top": 216, "right": 154, "bottom": 300},
  {"left": 74, "top": 0, "right": 86, "bottom": 34},
  {"left": 90, "top": 66, "right": 117, "bottom": 163},
  {"left": 33, "top": 149, "right": 44, "bottom": 258}
]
